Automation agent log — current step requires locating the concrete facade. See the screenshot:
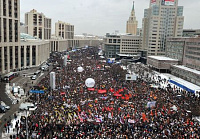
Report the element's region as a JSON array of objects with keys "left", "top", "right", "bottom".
[
  {"left": 103, "top": 34, "right": 142, "bottom": 58},
  {"left": 25, "top": 9, "right": 51, "bottom": 40},
  {"left": 142, "top": 0, "right": 184, "bottom": 56},
  {"left": 147, "top": 56, "right": 178, "bottom": 71},
  {"left": 20, "top": 34, "right": 50, "bottom": 68},
  {"left": 126, "top": 2, "right": 138, "bottom": 35},
  {"left": 166, "top": 38, "right": 186, "bottom": 64},
  {"left": 166, "top": 37, "right": 200, "bottom": 86},
  {"left": 183, "top": 37, "right": 200, "bottom": 71},
  {"left": 166, "top": 37, "right": 200, "bottom": 70},
  {"left": 72, "top": 38, "right": 102, "bottom": 49},
  {"left": 0, "top": 0, "right": 21, "bottom": 73},
  {"left": 55, "top": 21, "right": 74, "bottom": 40},
  {"left": 50, "top": 39, "right": 68, "bottom": 52}
]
